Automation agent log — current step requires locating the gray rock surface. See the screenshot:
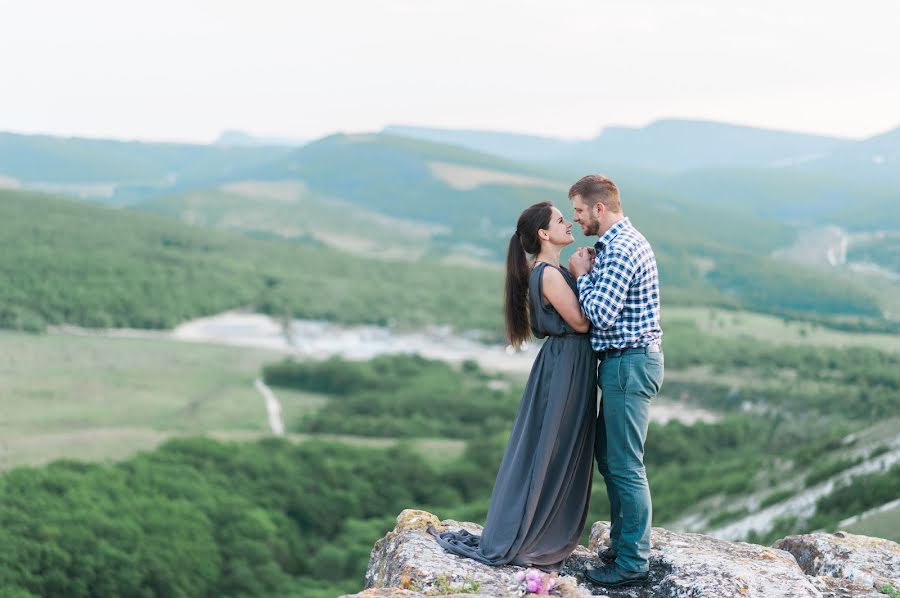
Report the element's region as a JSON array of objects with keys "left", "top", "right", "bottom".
[
  {"left": 345, "top": 509, "right": 590, "bottom": 598},
  {"left": 774, "top": 530, "right": 900, "bottom": 594},
  {"left": 578, "top": 521, "right": 820, "bottom": 597},
  {"left": 808, "top": 575, "right": 884, "bottom": 597},
  {"left": 341, "top": 510, "right": 899, "bottom": 597}
]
